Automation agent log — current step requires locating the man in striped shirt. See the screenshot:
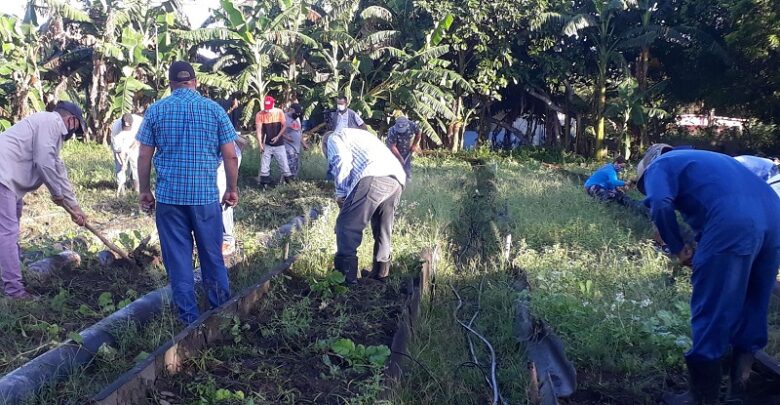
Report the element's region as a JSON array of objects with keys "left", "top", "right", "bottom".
[
  {"left": 322, "top": 128, "right": 406, "bottom": 284},
  {"left": 136, "top": 61, "right": 239, "bottom": 324}
]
